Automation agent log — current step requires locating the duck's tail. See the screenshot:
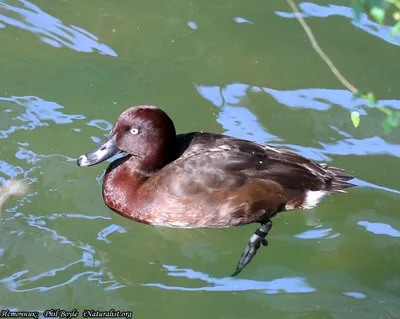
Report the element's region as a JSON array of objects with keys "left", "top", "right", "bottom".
[
  {"left": 318, "top": 163, "right": 355, "bottom": 194},
  {"left": 284, "top": 163, "right": 355, "bottom": 211}
]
